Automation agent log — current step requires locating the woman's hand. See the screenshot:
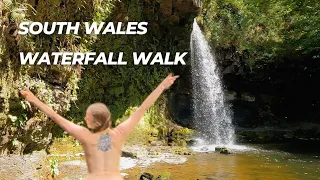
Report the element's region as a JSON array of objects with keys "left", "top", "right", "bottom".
[
  {"left": 160, "top": 73, "right": 179, "bottom": 90},
  {"left": 20, "top": 88, "right": 38, "bottom": 103}
]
